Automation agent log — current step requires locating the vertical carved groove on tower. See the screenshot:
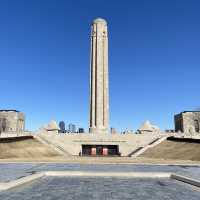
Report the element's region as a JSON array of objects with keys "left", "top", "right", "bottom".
[{"left": 89, "top": 18, "right": 109, "bottom": 134}]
